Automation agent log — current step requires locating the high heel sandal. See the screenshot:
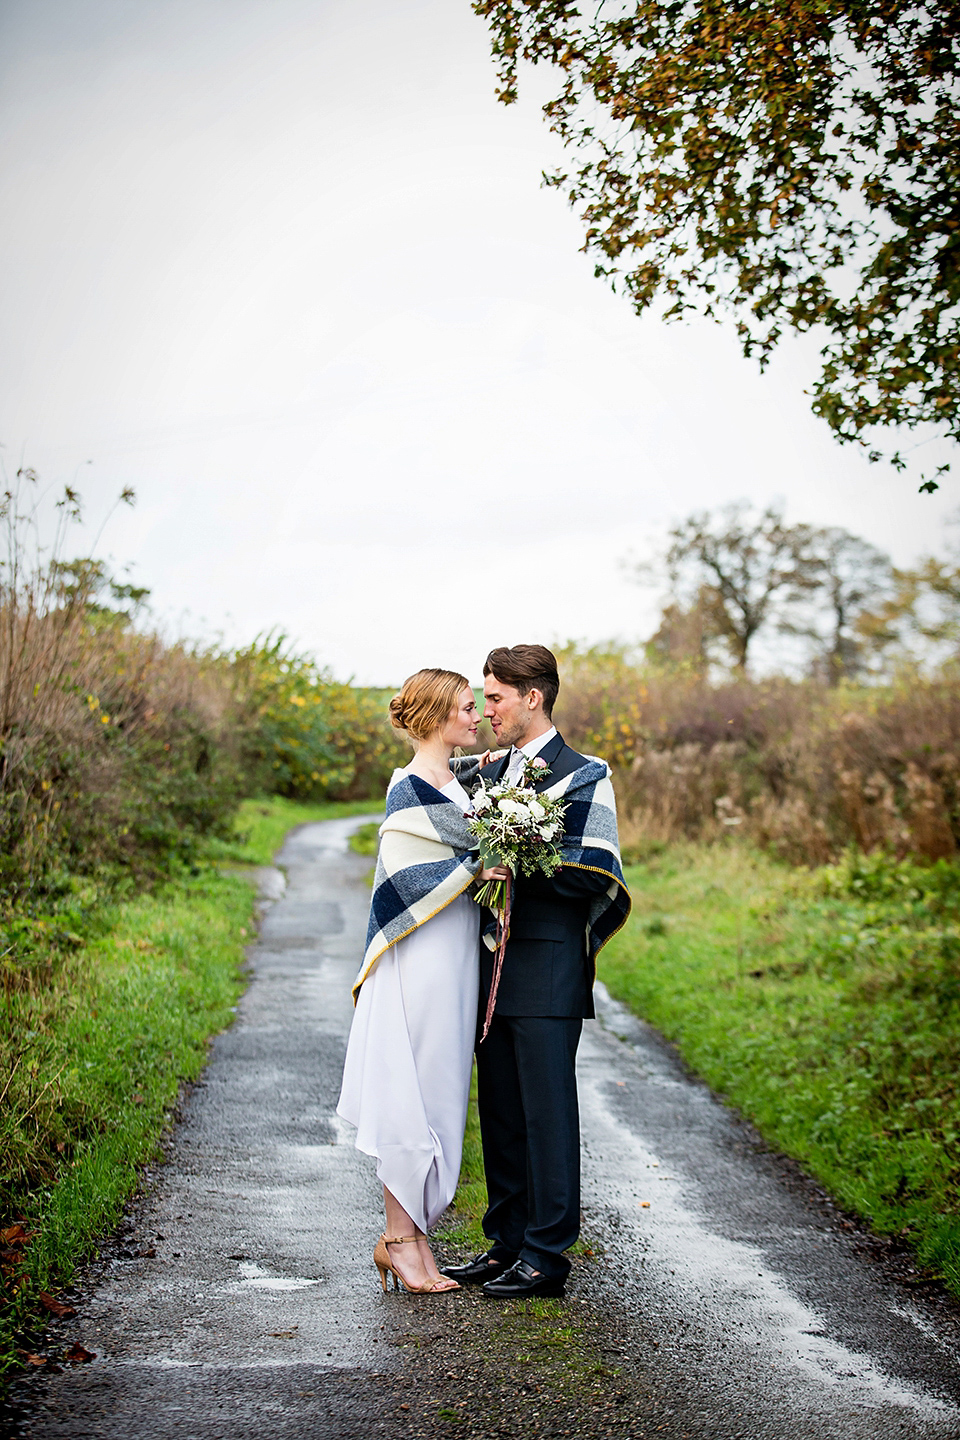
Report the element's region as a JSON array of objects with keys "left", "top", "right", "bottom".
[{"left": 373, "top": 1235, "right": 460, "bottom": 1295}]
